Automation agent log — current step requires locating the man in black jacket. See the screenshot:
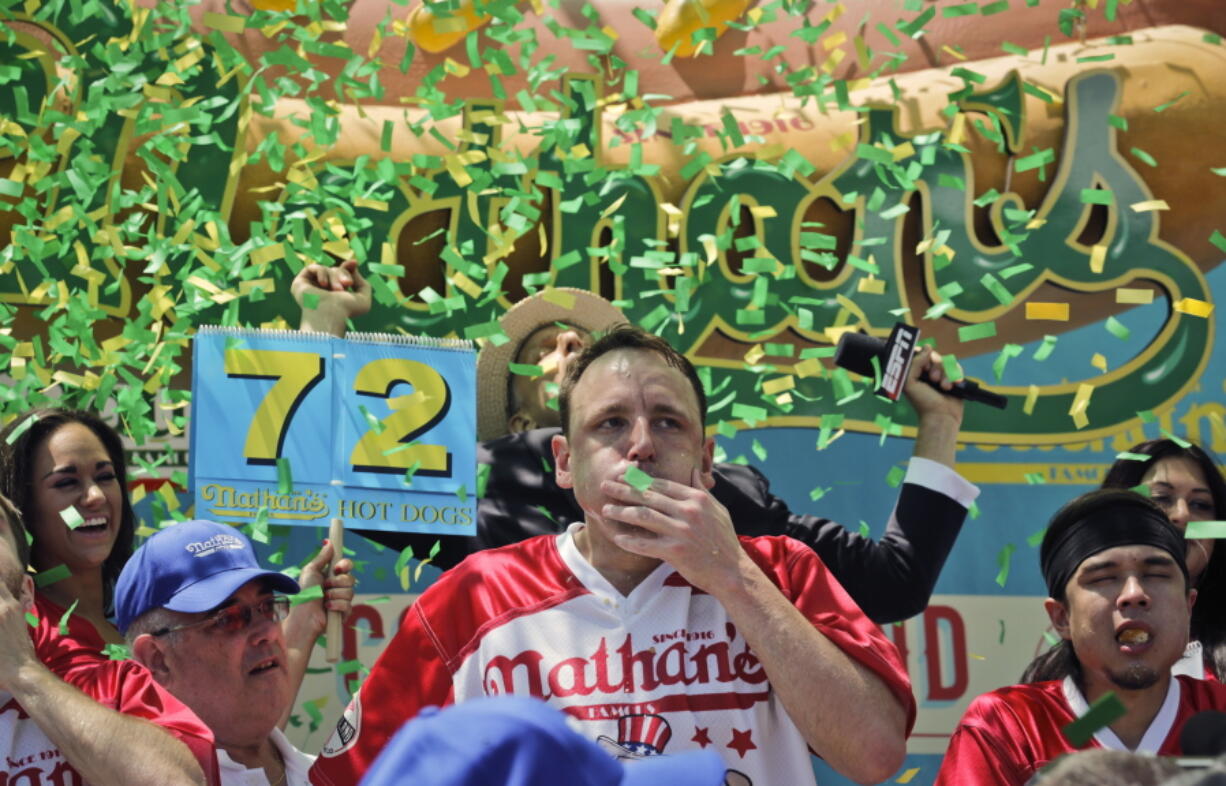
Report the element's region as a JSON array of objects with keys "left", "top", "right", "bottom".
[{"left": 294, "top": 262, "right": 978, "bottom": 623}]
